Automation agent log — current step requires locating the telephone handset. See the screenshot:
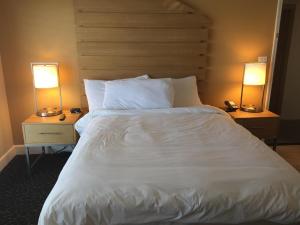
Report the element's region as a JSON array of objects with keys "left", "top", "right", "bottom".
[{"left": 224, "top": 100, "right": 239, "bottom": 112}]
